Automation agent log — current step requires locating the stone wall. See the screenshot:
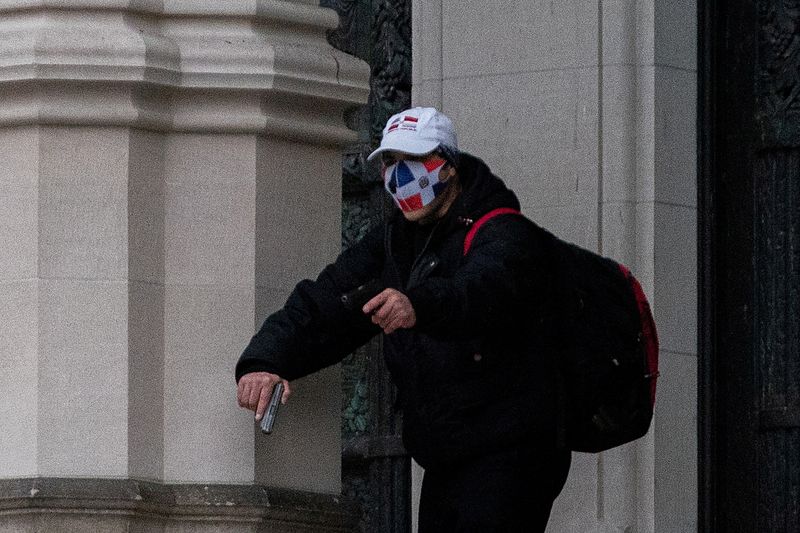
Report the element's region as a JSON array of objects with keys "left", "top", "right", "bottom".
[{"left": 0, "top": 1, "right": 369, "bottom": 530}]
